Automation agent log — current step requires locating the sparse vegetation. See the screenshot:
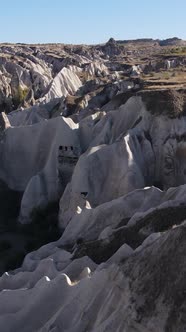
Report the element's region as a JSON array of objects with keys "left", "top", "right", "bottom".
[
  {"left": 167, "top": 46, "right": 186, "bottom": 56},
  {"left": 13, "top": 85, "right": 29, "bottom": 108},
  {"left": 162, "top": 72, "right": 170, "bottom": 80}
]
